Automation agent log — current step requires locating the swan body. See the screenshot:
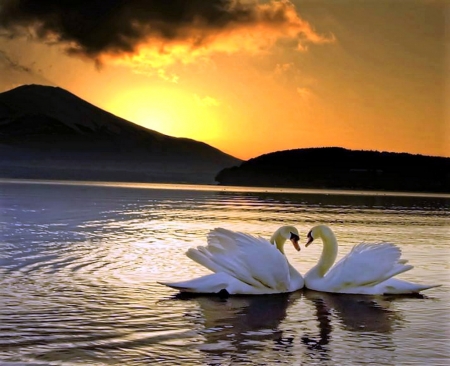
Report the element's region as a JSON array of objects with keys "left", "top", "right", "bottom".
[
  {"left": 159, "top": 226, "right": 304, "bottom": 295},
  {"left": 304, "top": 225, "right": 440, "bottom": 295}
]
